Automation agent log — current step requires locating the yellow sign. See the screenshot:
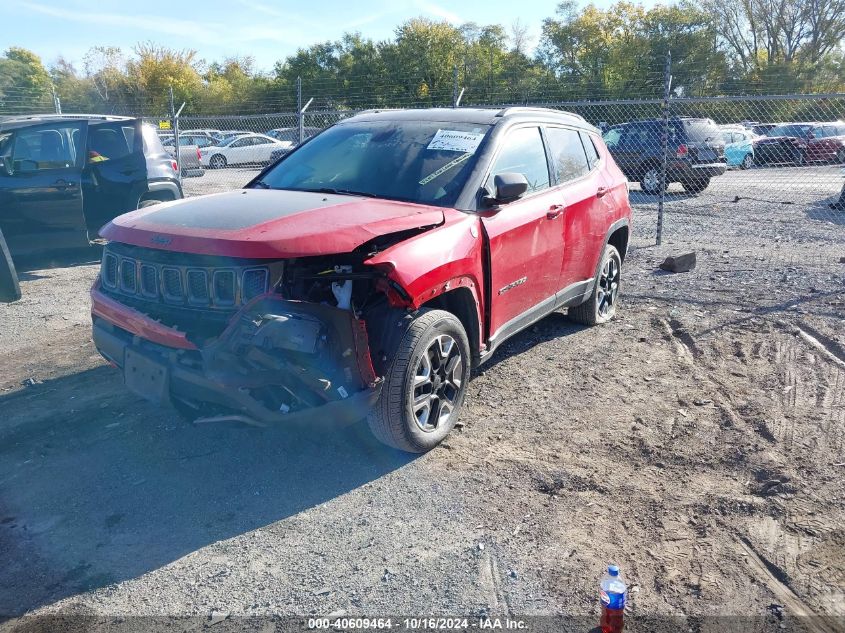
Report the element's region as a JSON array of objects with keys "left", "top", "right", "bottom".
[{"left": 158, "top": 120, "right": 172, "bottom": 130}]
